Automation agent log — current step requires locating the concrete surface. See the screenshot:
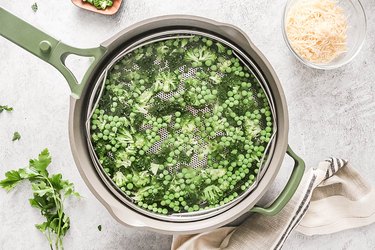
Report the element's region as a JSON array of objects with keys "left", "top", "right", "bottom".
[{"left": 0, "top": 0, "right": 374, "bottom": 249}]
